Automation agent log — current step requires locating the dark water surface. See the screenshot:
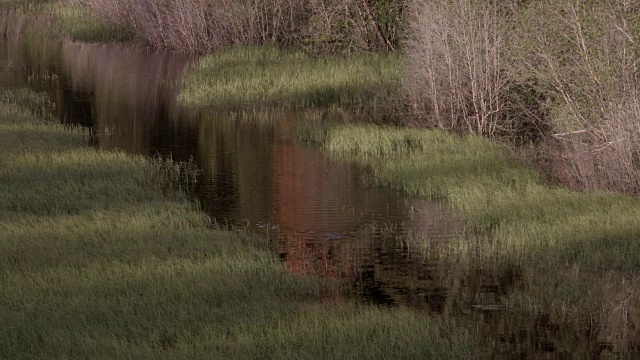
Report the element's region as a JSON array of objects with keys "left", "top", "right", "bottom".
[{"left": 1, "top": 11, "right": 630, "bottom": 359}]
